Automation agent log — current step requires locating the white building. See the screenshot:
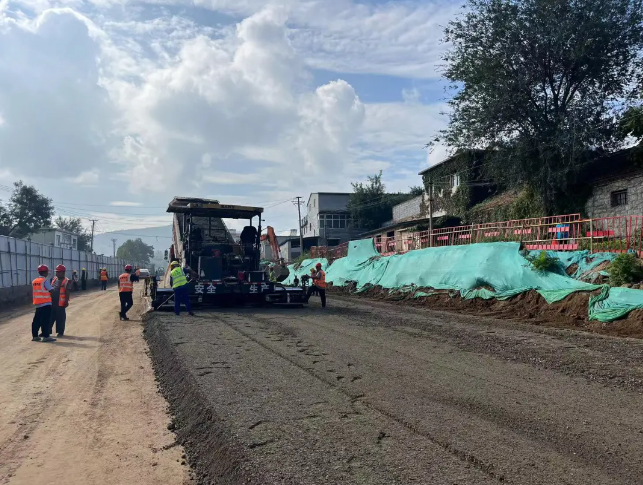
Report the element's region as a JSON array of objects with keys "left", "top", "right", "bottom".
[
  {"left": 300, "top": 193, "right": 362, "bottom": 246},
  {"left": 29, "top": 228, "right": 80, "bottom": 250}
]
